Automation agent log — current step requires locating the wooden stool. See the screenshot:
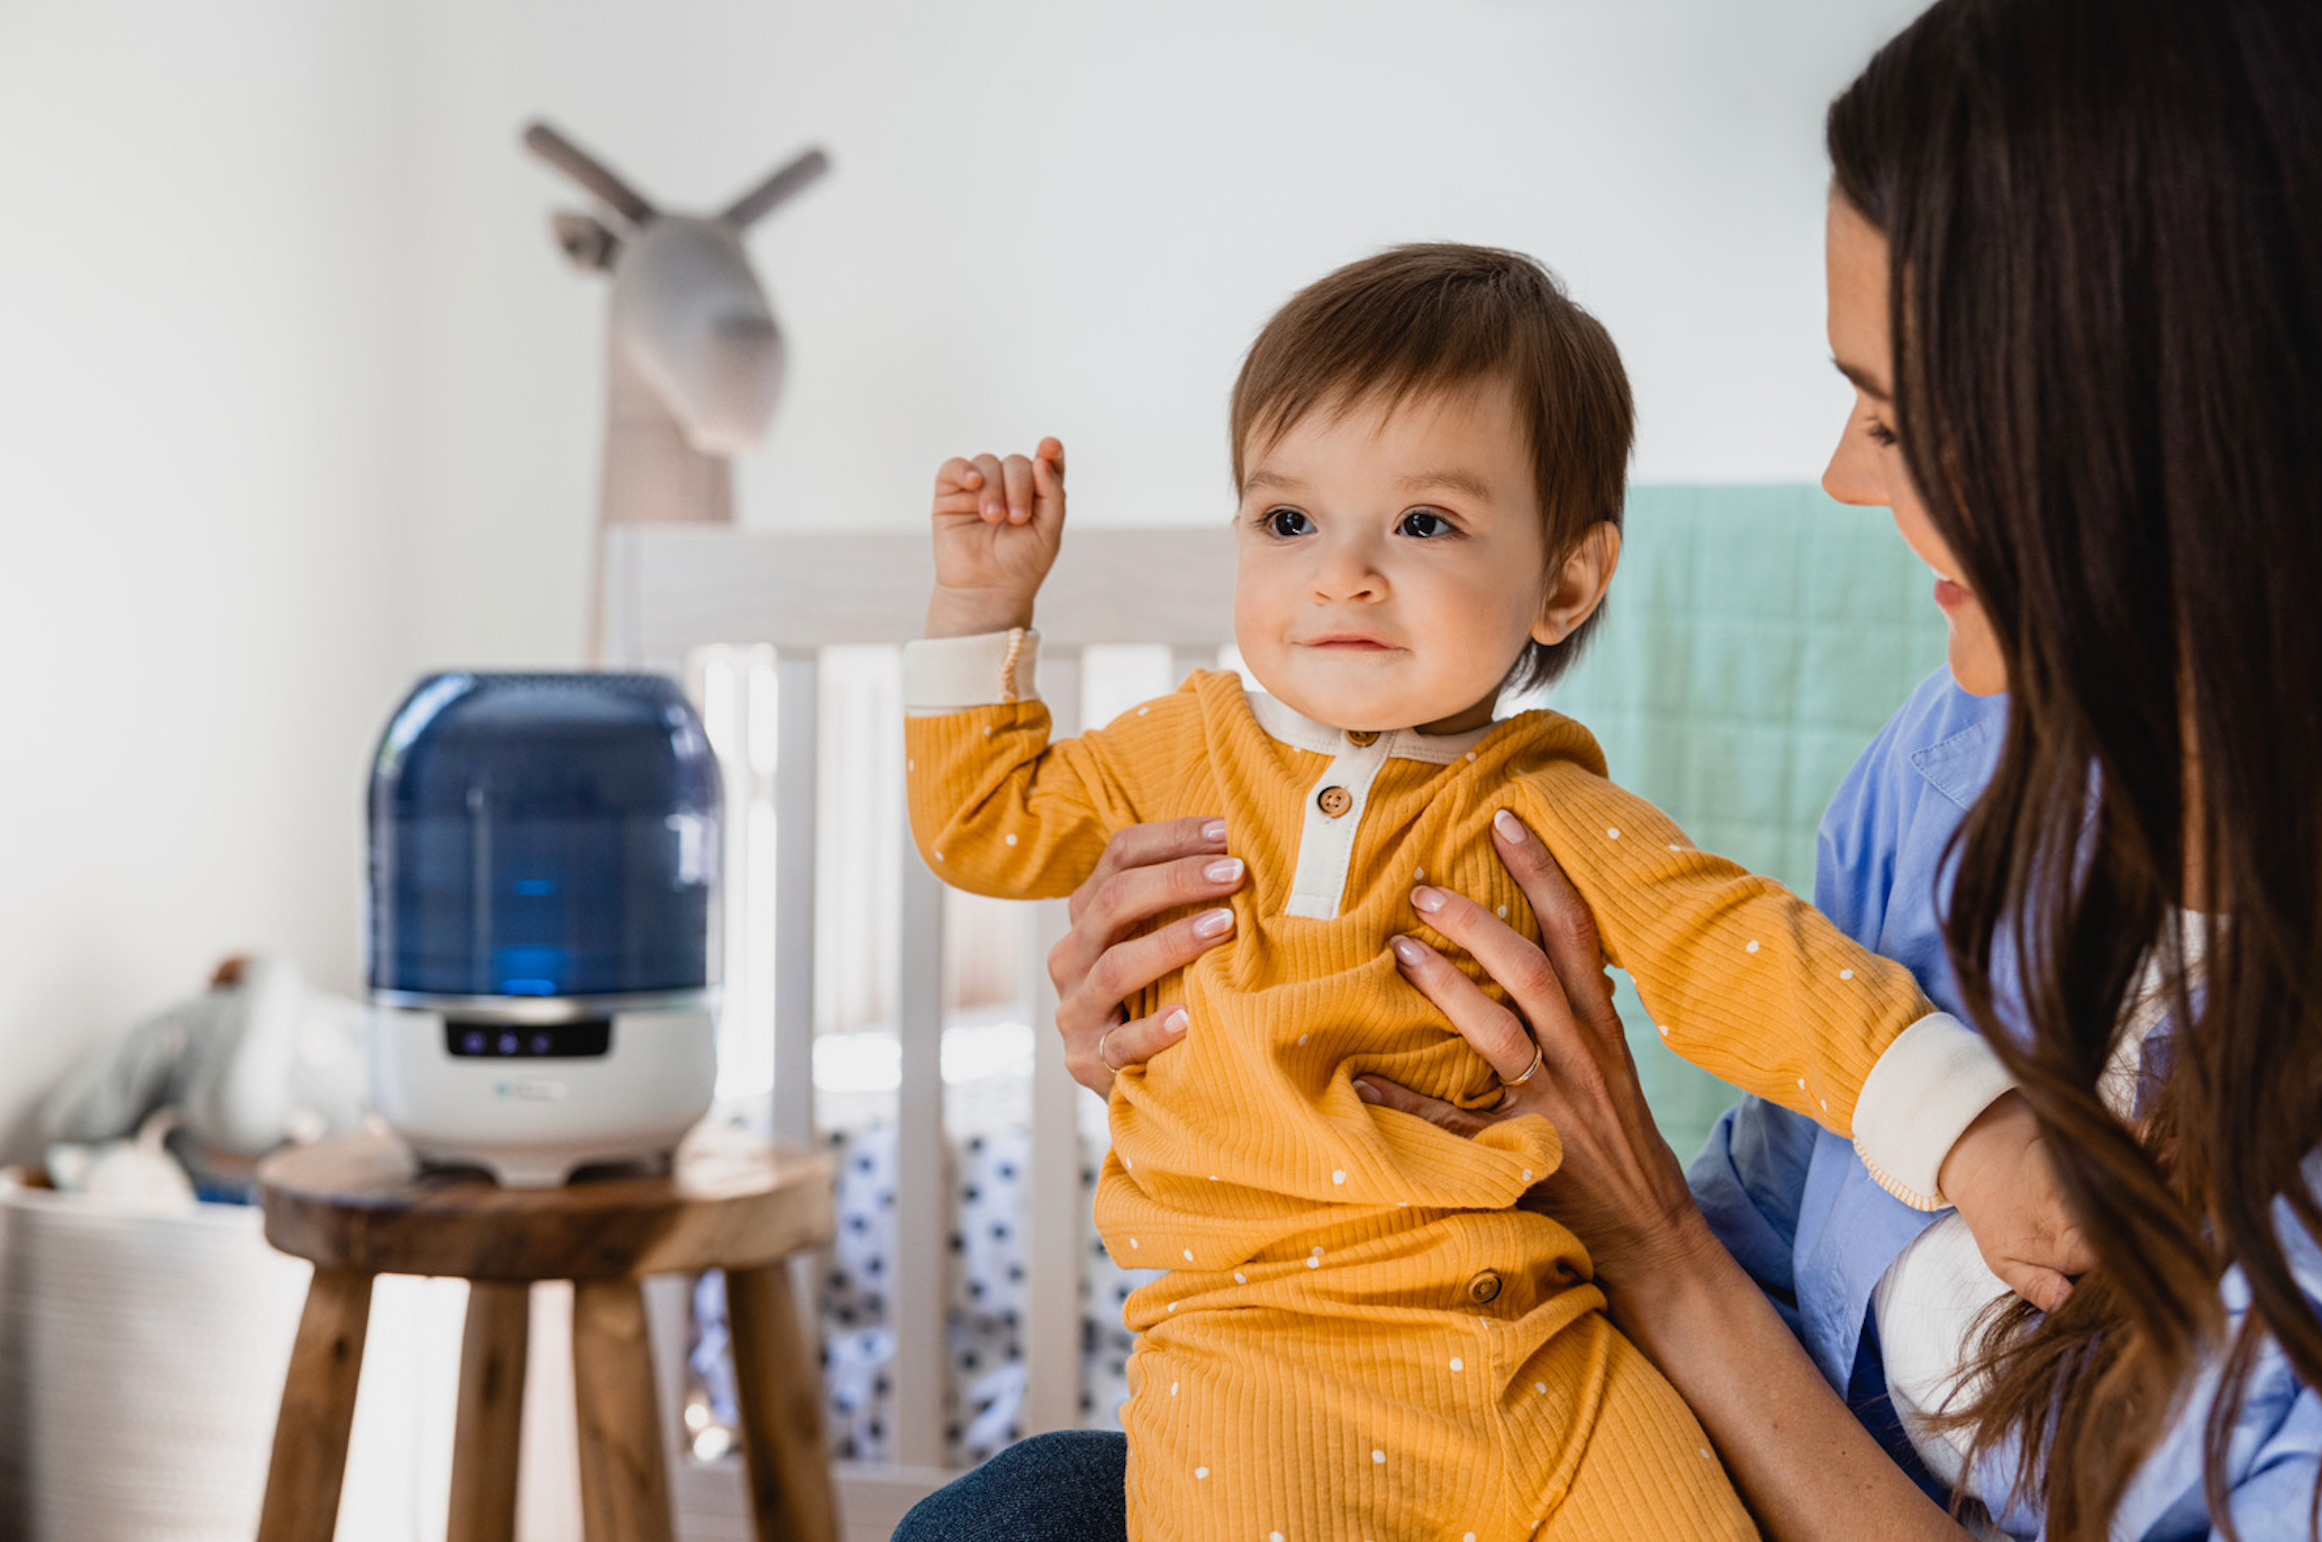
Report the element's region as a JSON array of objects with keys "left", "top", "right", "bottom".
[{"left": 253, "top": 1130, "right": 838, "bottom": 1542}]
